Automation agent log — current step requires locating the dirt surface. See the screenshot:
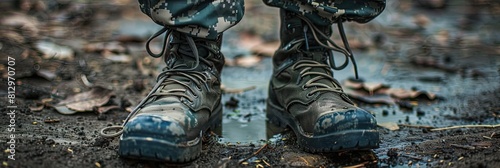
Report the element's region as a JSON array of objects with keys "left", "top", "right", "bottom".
[{"left": 1, "top": 0, "right": 499, "bottom": 167}]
